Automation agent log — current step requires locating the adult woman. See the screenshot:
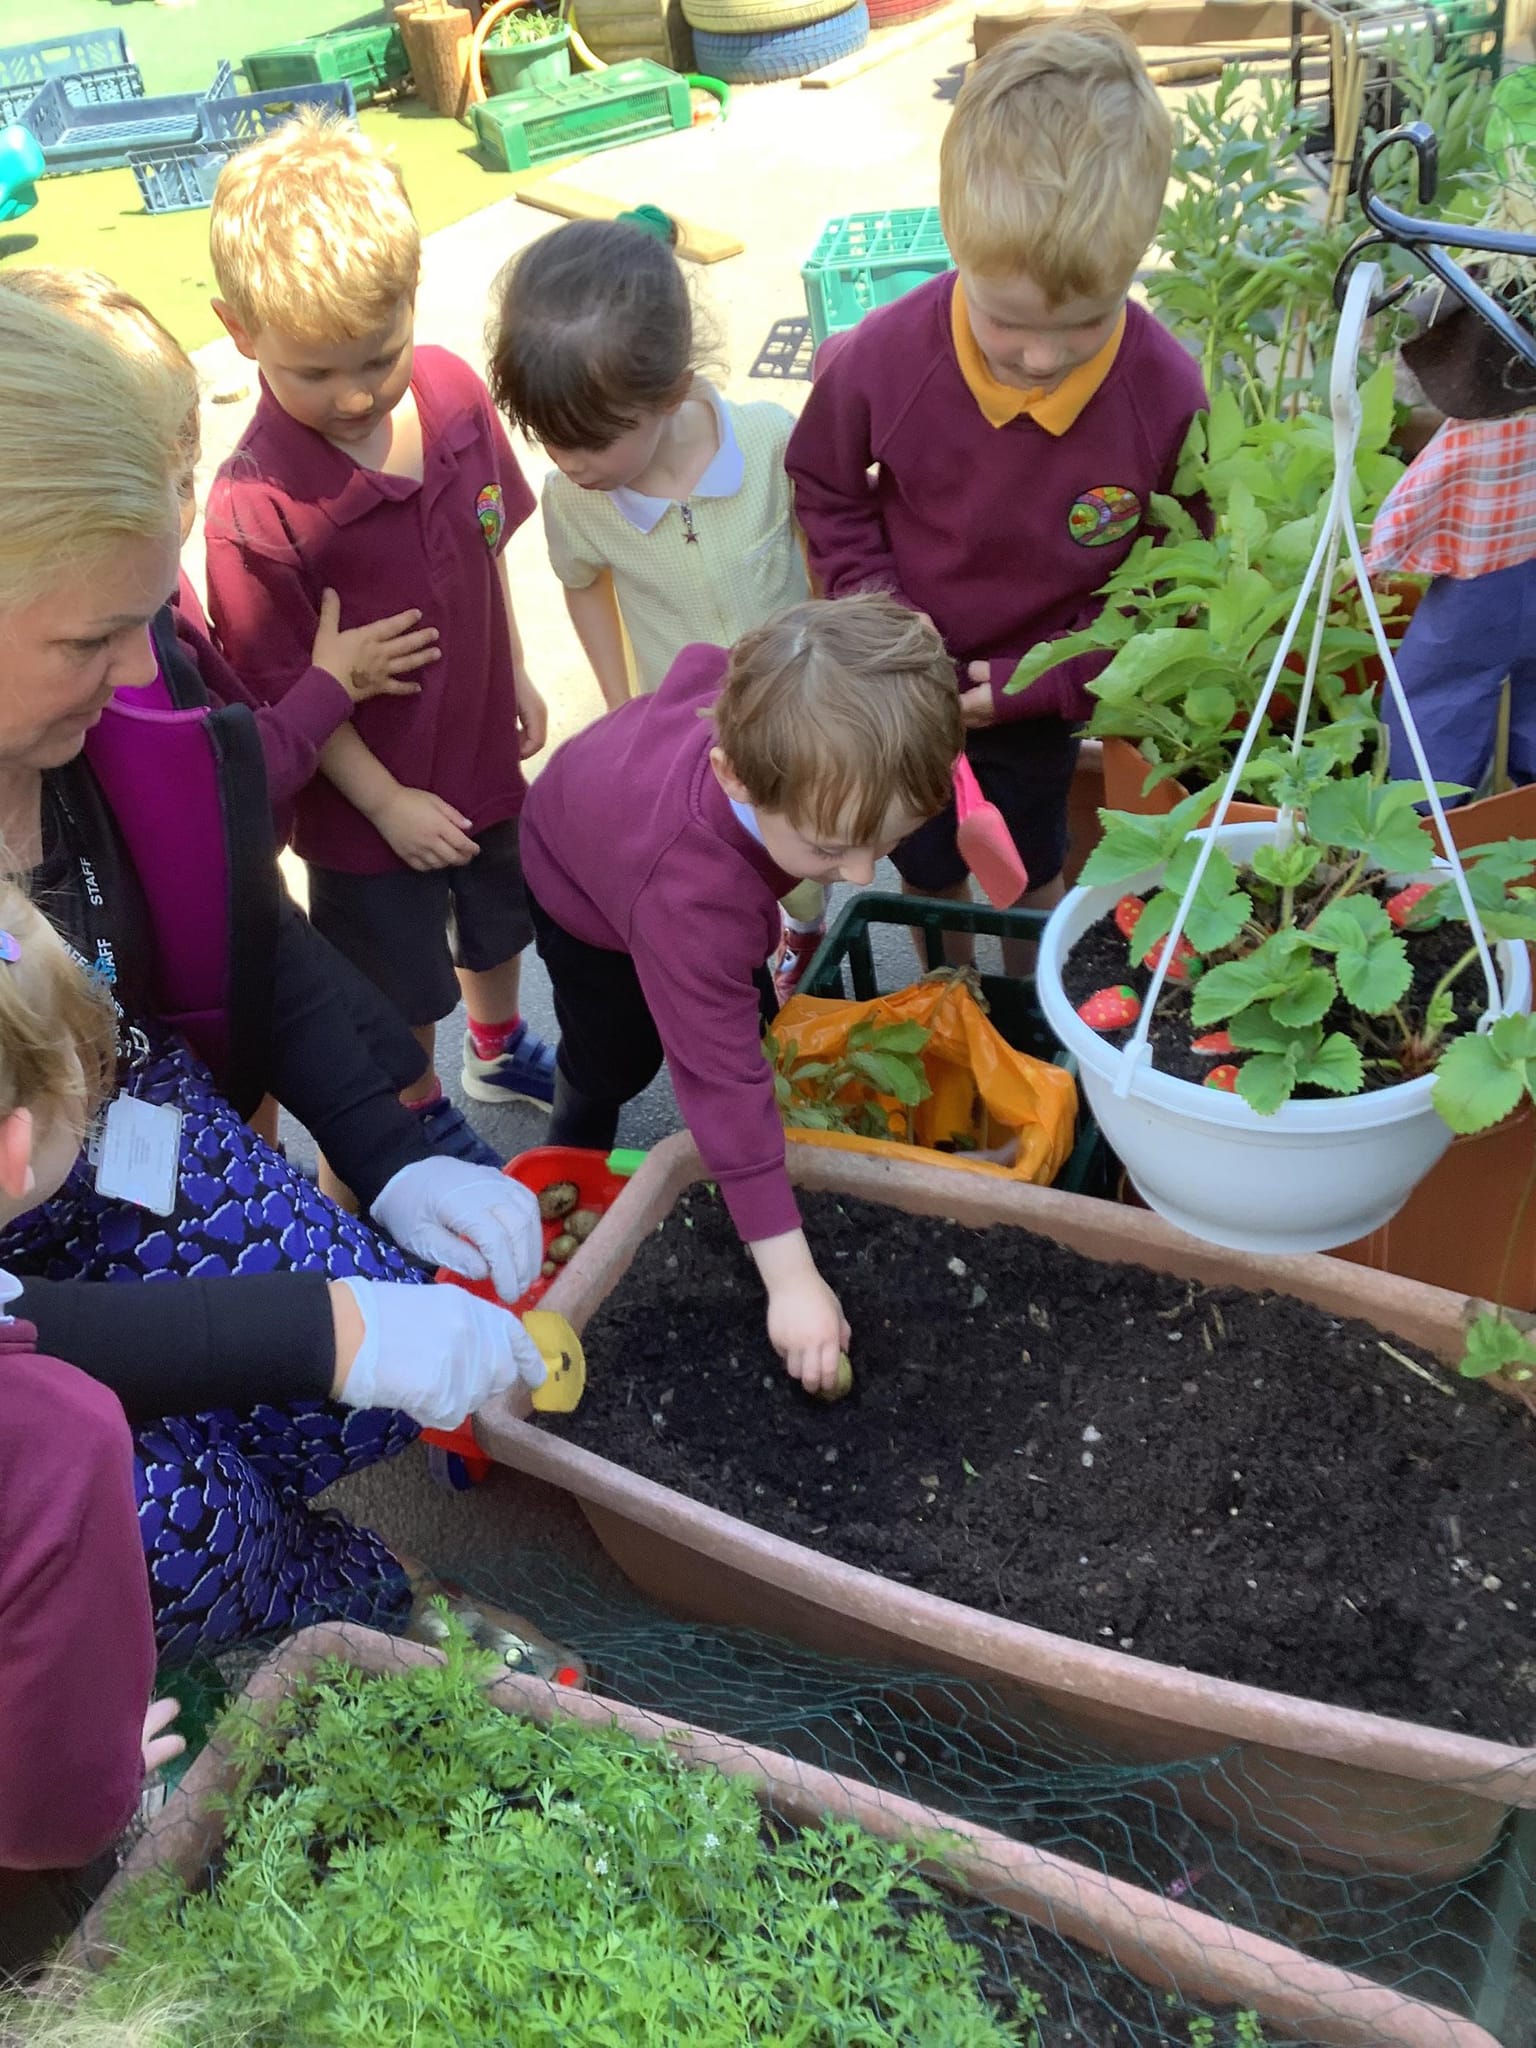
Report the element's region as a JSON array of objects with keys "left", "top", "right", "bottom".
[{"left": 0, "top": 290, "right": 546, "bottom": 1662}]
